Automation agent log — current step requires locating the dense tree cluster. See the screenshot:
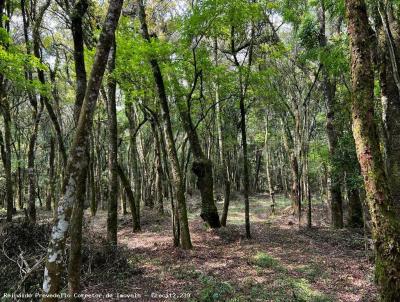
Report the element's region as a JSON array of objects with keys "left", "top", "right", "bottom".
[{"left": 0, "top": 0, "right": 399, "bottom": 300}]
